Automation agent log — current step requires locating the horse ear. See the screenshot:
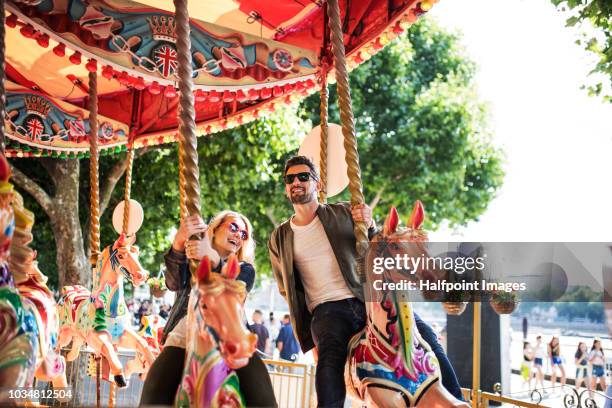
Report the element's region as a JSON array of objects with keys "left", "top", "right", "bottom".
[
  {"left": 383, "top": 207, "right": 399, "bottom": 235},
  {"left": 117, "top": 233, "right": 136, "bottom": 248},
  {"left": 222, "top": 254, "right": 240, "bottom": 280},
  {"left": 0, "top": 154, "right": 11, "bottom": 183},
  {"left": 197, "top": 256, "right": 212, "bottom": 283},
  {"left": 407, "top": 200, "right": 425, "bottom": 230}
]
